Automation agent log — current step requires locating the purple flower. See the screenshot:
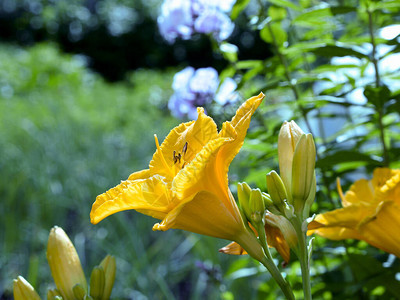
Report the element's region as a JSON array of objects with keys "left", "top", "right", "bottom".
[
  {"left": 158, "top": 0, "right": 235, "bottom": 43},
  {"left": 168, "top": 94, "right": 198, "bottom": 119},
  {"left": 194, "top": 9, "right": 234, "bottom": 41},
  {"left": 158, "top": 0, "right": 194, "bottom": 43},
  {"left": 168, "top": 66, "right": 239, "bottom": 119}
]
